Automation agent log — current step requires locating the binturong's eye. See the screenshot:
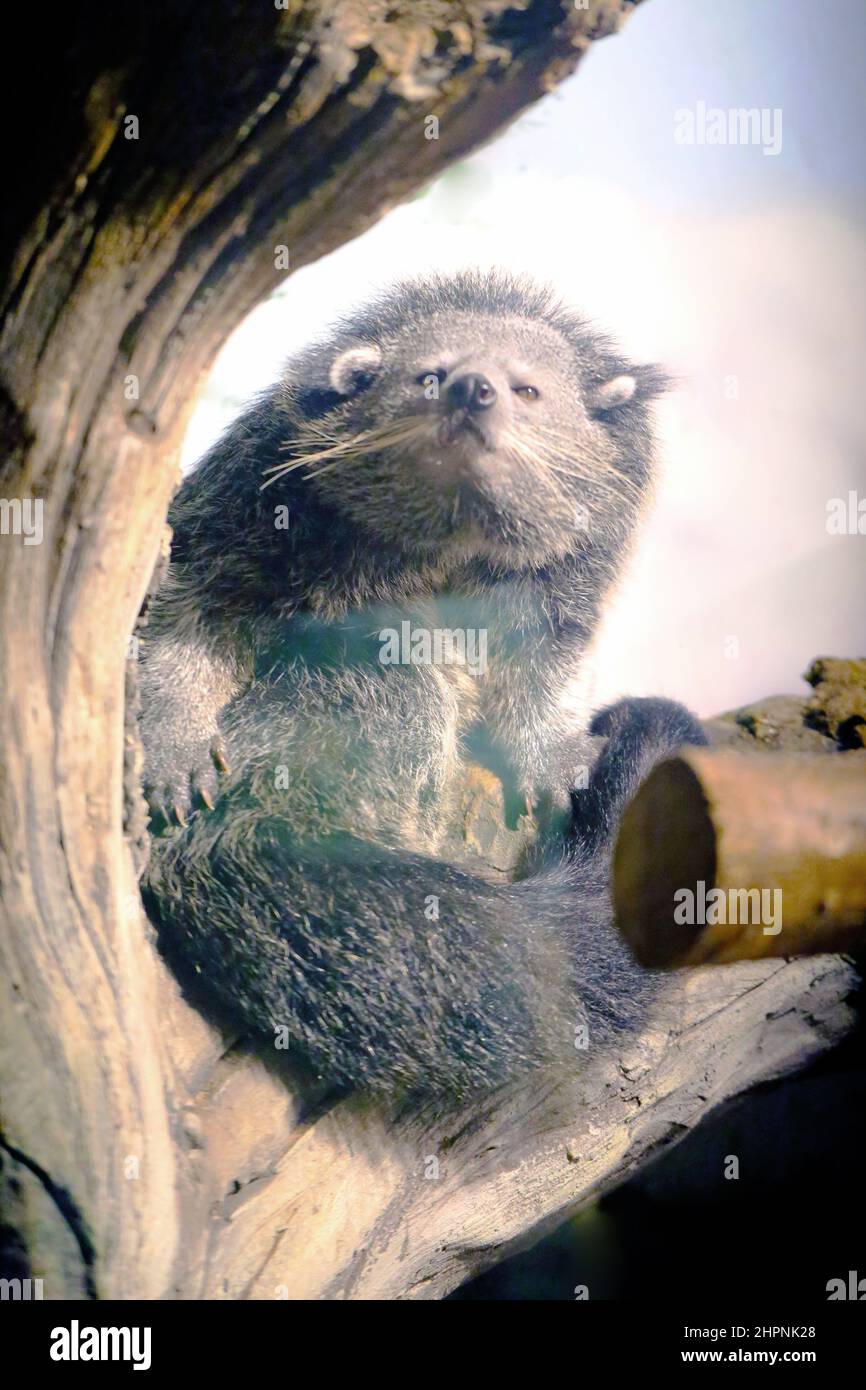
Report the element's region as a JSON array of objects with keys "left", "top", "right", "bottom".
[
  {"left": 416, "top": 368, "right": 448, "bottom": 386},
  {"left": 513, "top": 385, "right": 540, "bottom": 401}
]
